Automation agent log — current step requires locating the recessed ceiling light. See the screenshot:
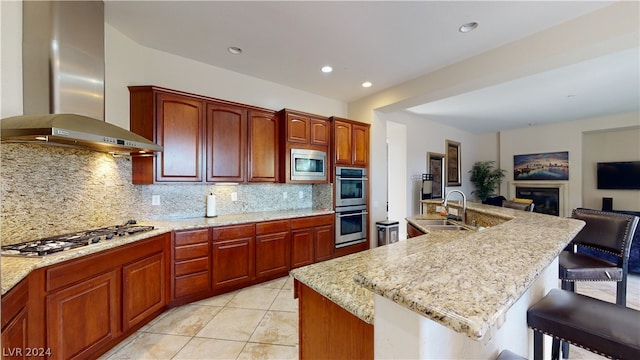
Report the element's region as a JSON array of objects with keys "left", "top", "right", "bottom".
[
  {"left": 459, "top": 22, "right": 478, "bottom": 33},
  {"left": 227, "top": 46, "right": 242, "bottom": 55},
  {"left": 321, "top": 65, "right": 333, "bottom": 73},
  {"left": 362, "top": 81, "right": 372, "bottom": 88}
]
